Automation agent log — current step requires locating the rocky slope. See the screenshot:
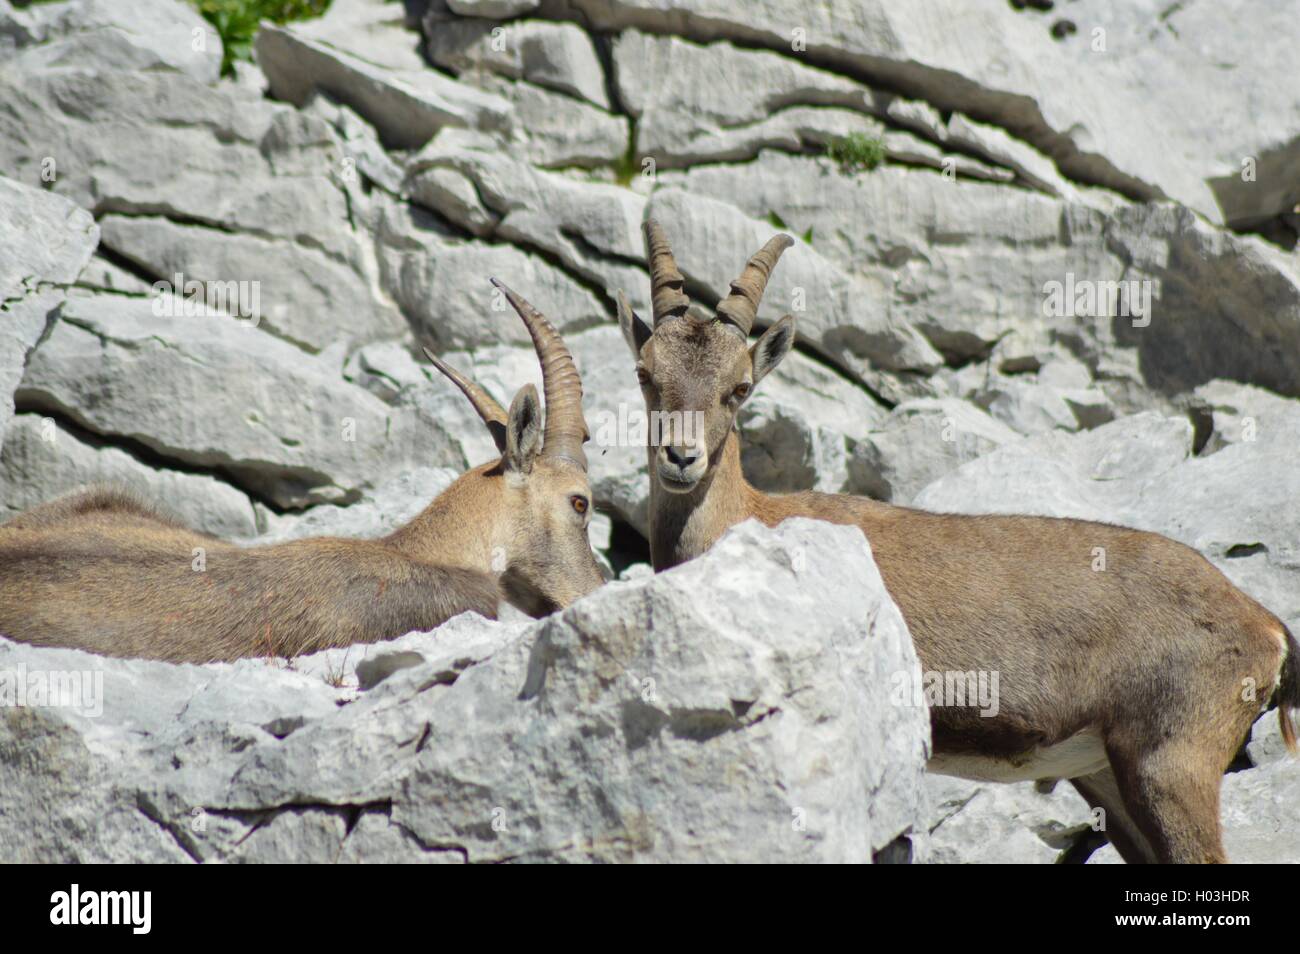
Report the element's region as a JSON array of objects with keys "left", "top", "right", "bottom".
[{"left": 0, "top": 0, "right": 1297, "bottom": 862}]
